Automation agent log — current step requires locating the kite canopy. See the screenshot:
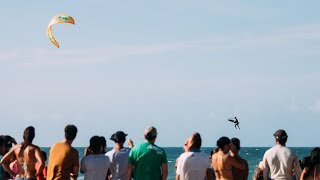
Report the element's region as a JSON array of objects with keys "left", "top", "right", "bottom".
[{"left": 47, "top": 14, "right": 75, "bottom": 48}]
